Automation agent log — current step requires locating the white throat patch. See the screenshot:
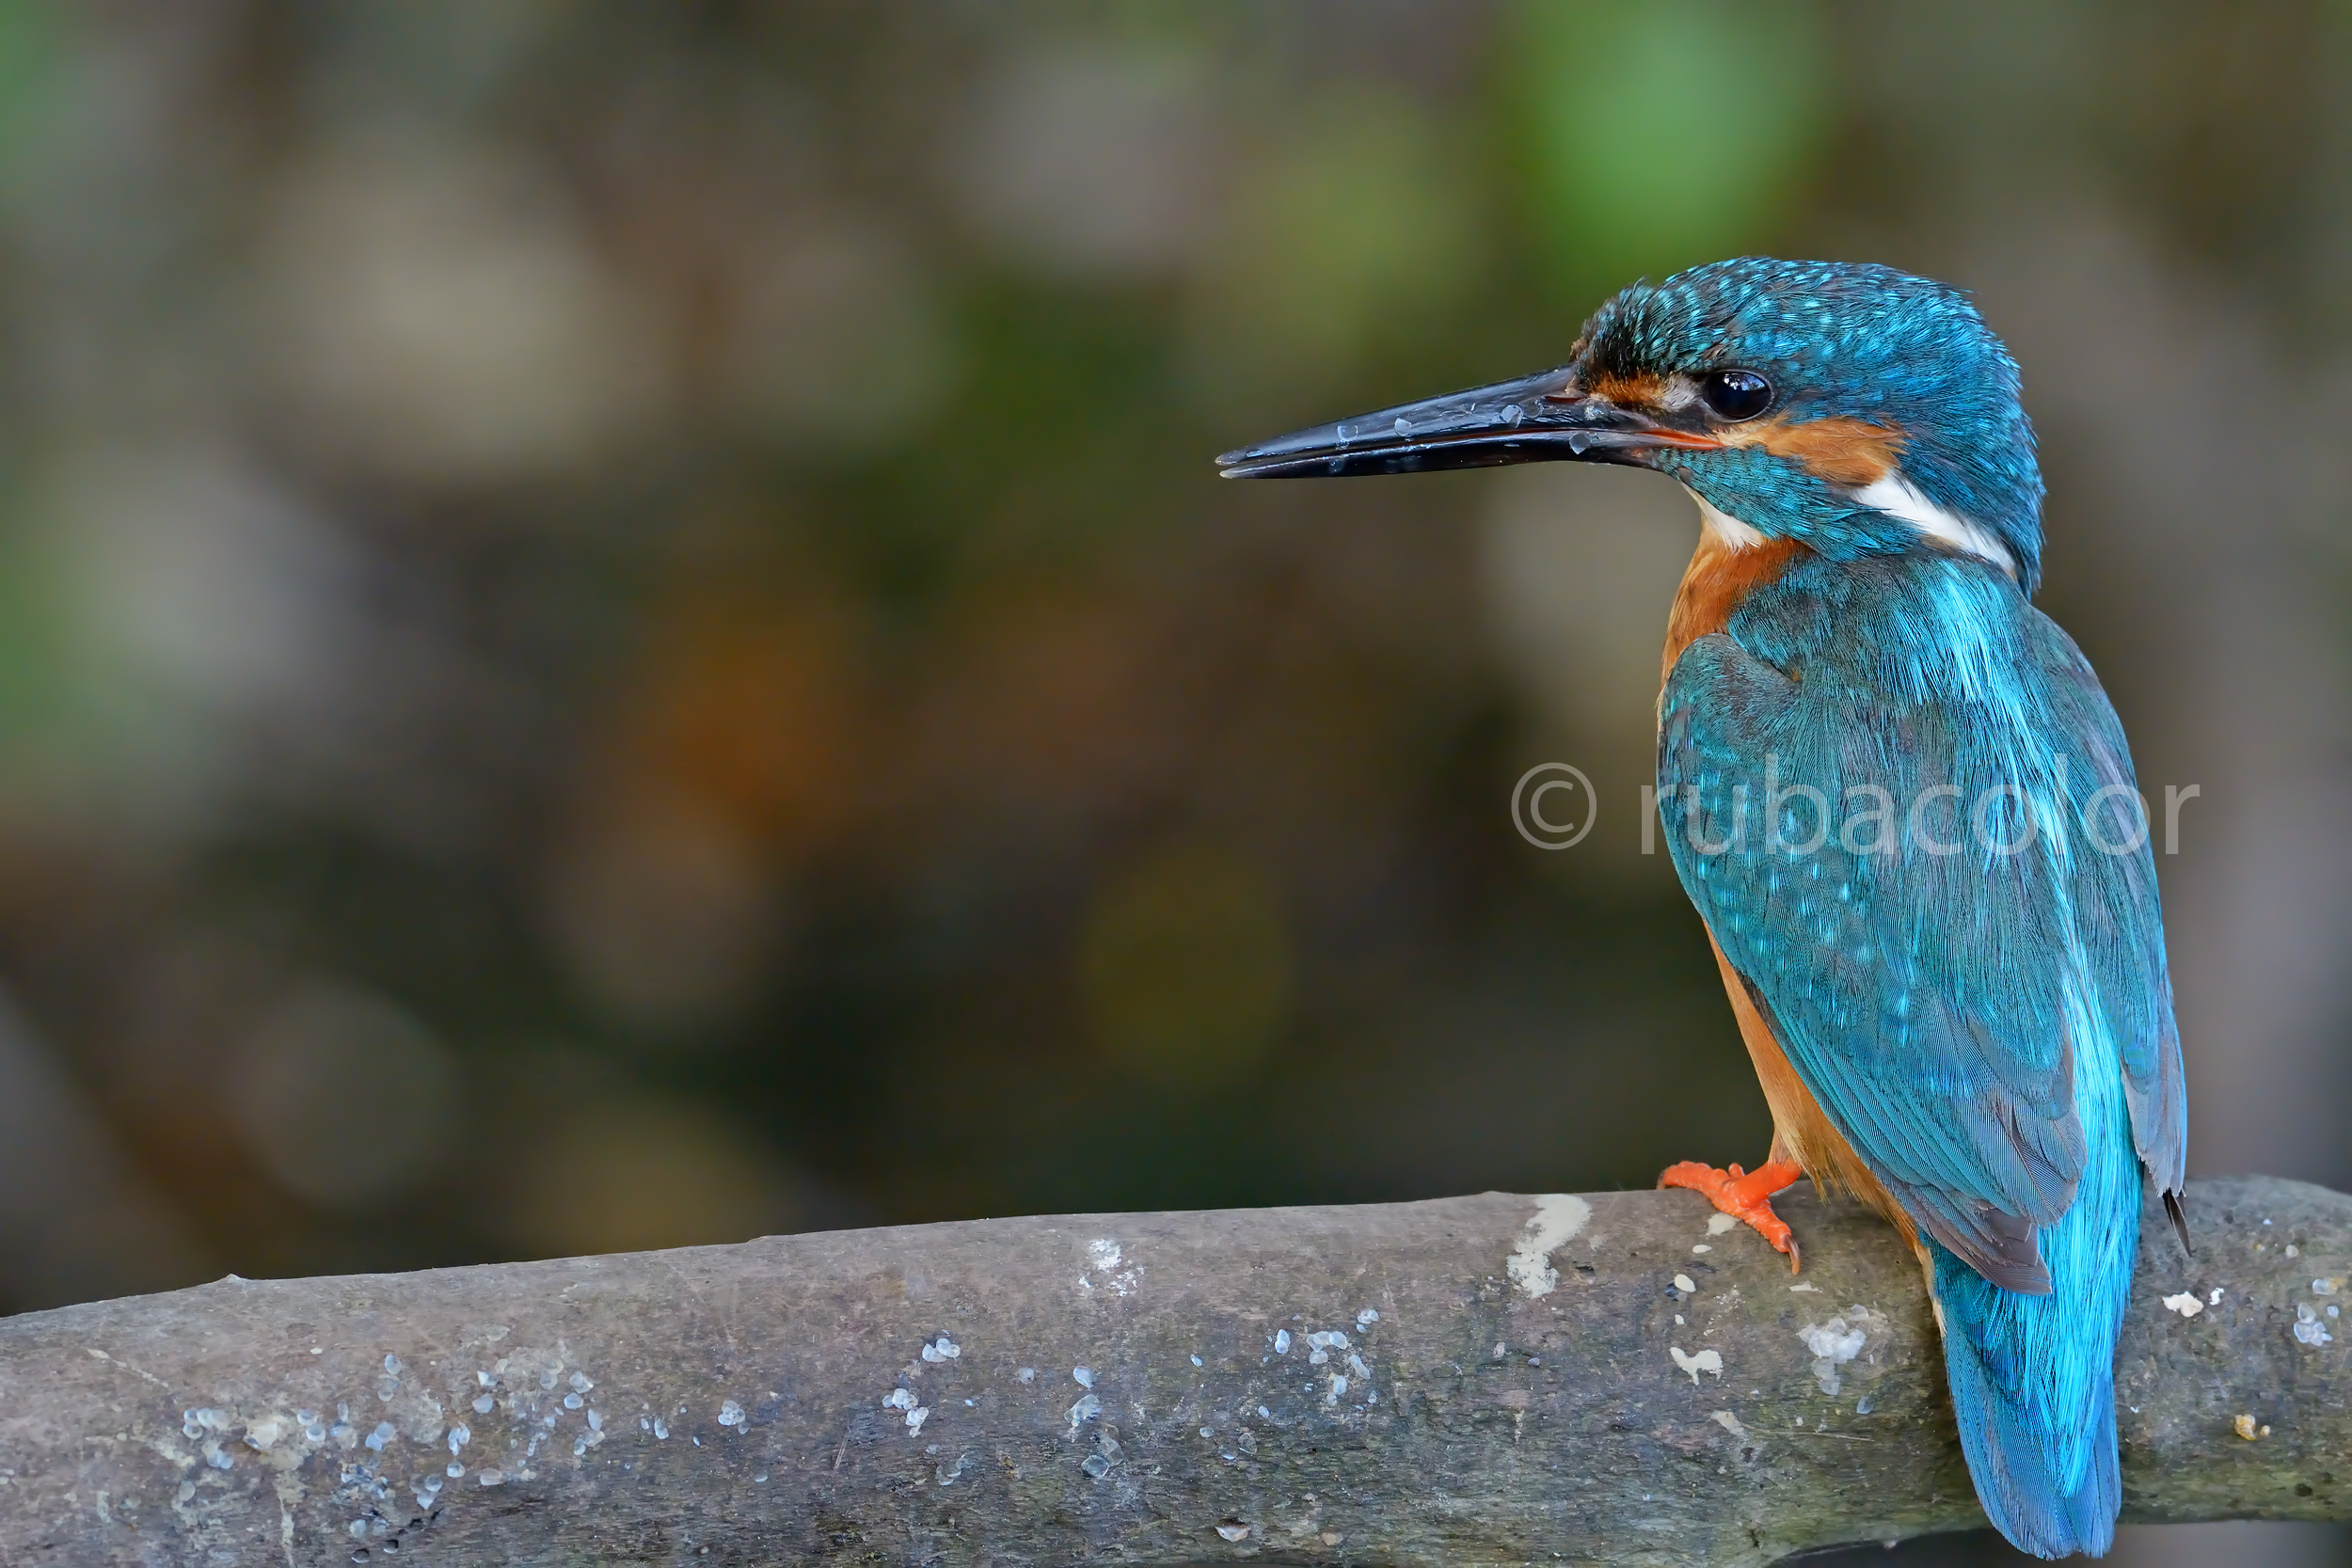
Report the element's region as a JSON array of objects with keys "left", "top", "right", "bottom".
[
  {"left": 1851, "top": 474, "right": 2018, "bottom": 579},
  {"left": 1683, "top": 484, "right": 1766, "bottom": 550}
]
